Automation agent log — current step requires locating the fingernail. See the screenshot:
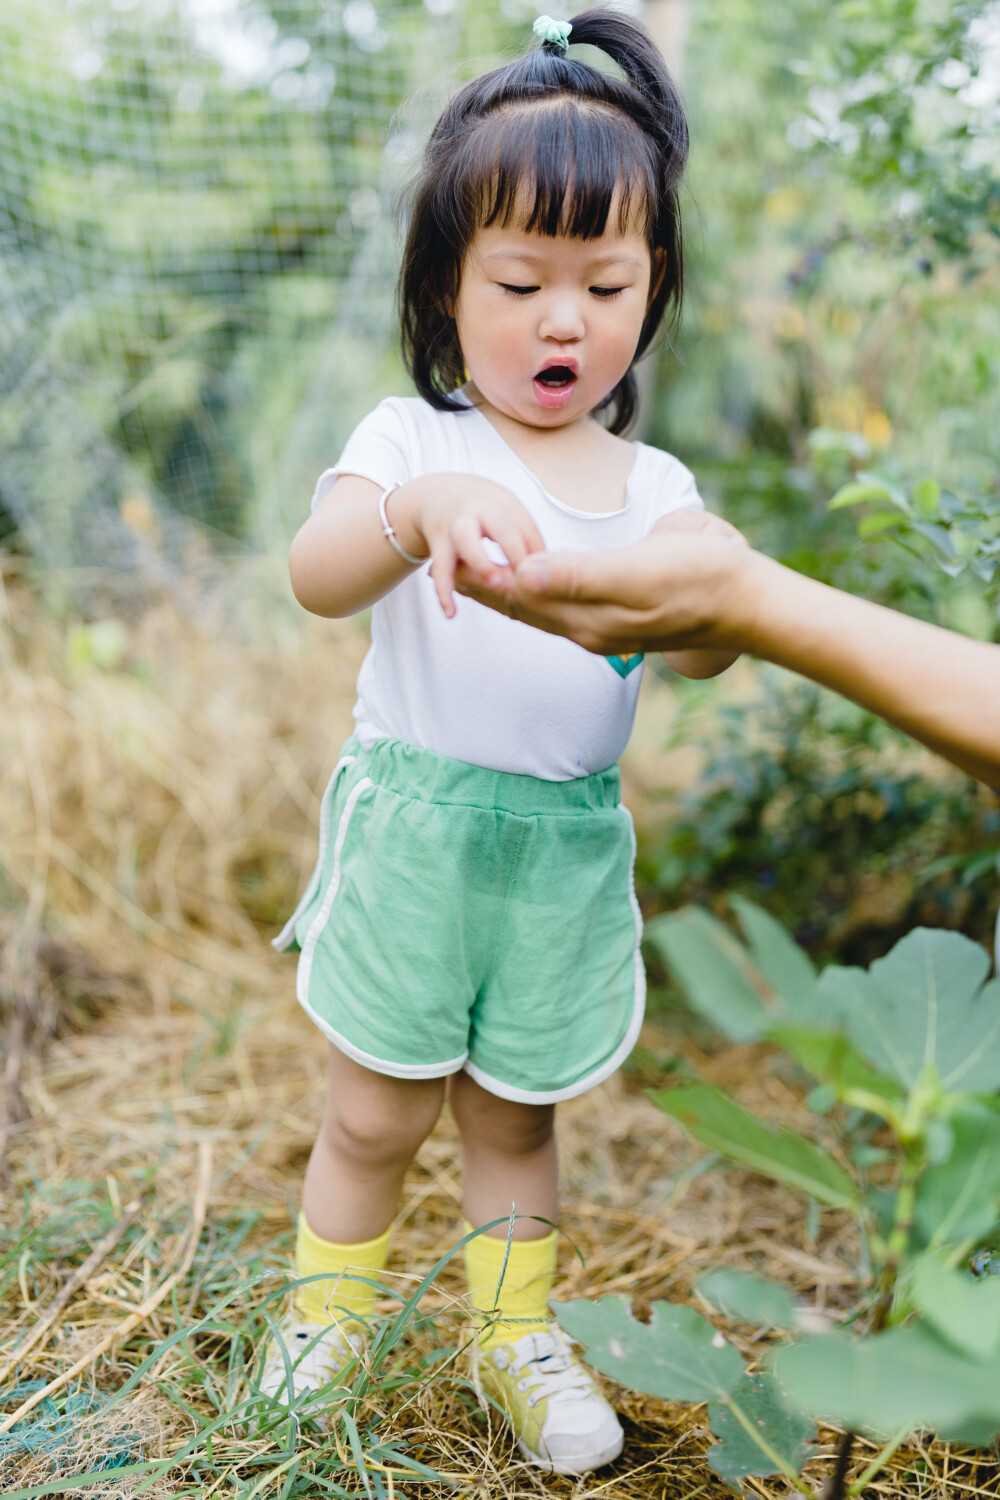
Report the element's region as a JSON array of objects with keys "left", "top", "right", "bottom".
[{"left": 518, "top": 557, "right": 550, "bottom": 592}]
